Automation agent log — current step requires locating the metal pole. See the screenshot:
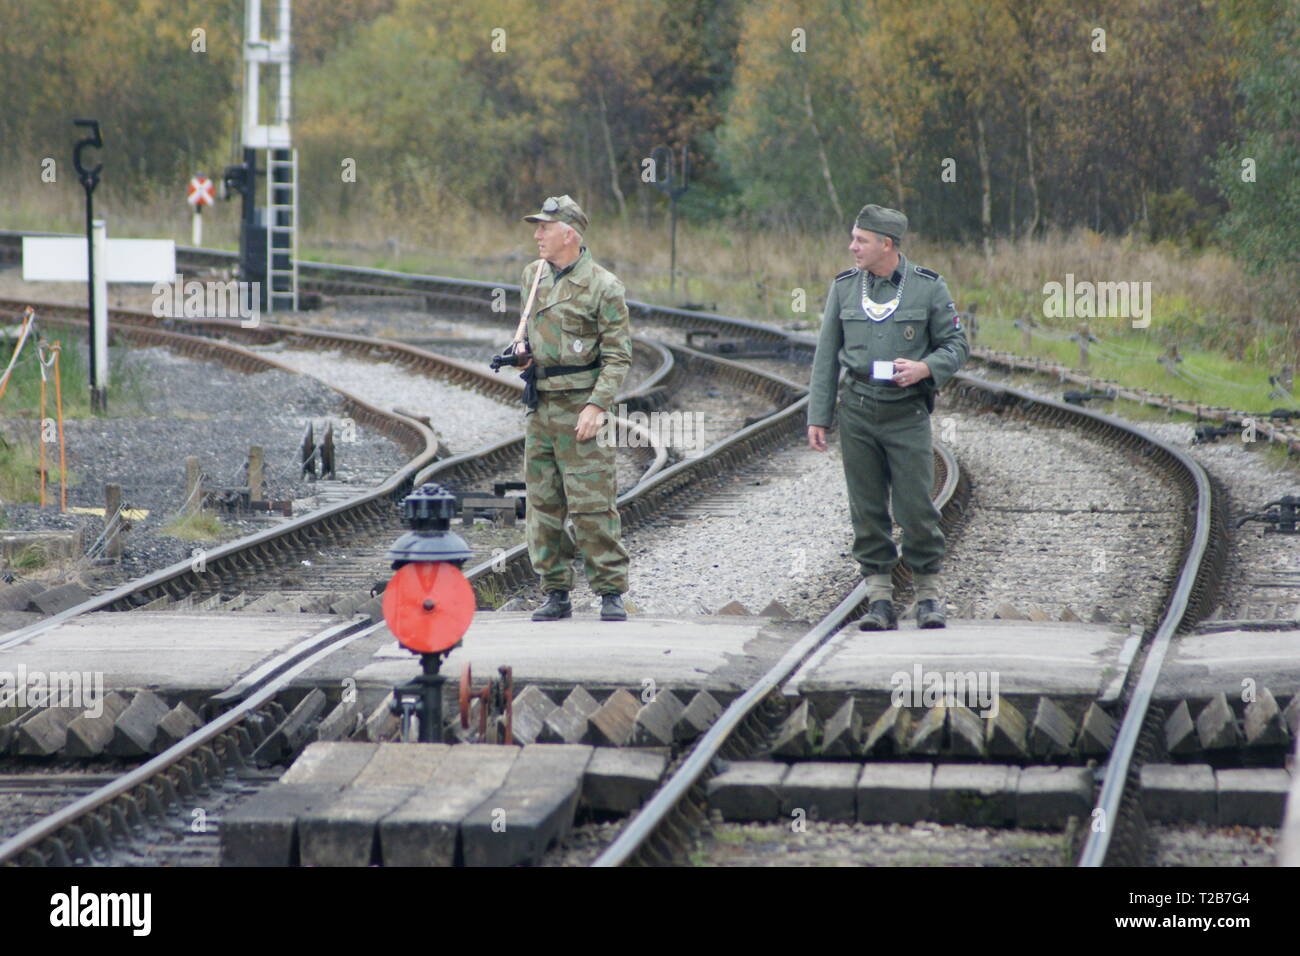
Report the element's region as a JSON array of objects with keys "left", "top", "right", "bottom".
[
  {"left": 72, "top": 119, "right": 103, "bottom": 413},
  {"left": 84, "top": 183, "right": 96, "bottom": 410},
  {"left": 418, "top": 652, "right": 445, "bottom": 743},
  {"left": 92, "top": 220, "right": 109, "bottom": 401},
  {"left": 669, "top": 197, "right": 677, "bottom": 298},
  {"left": 277, "top": 0, "right": 291, "bottom": 128}
]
